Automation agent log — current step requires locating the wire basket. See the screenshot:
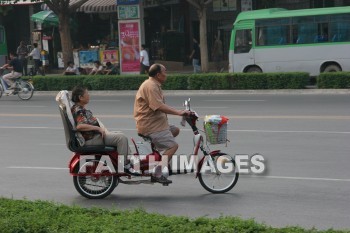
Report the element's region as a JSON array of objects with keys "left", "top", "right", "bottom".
[{"left": 204, "top": 122, "right": 228, "bottom": 144}]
